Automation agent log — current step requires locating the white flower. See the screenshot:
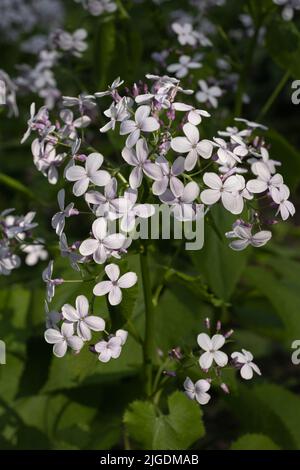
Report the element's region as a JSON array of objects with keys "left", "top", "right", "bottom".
[
  {"left": 200, "top": 173, "right": 245, "bottom": 214},
  {"left": 45, "top": 301, "right": 61, "bottom": 329},
  {"left": 85, "top": 177, "right": 120, "bottom": 219},
  {"left": 246, "top": 162, "right": 283, "bottom": 195},
  {"left": 167, "top": 55, "right": 202, "bottom": 79},
  {"left": 66, "top": 152, "right": 111, "bottom": 196},
  {"left": 225, "top": 223, "right": 272, "bottom": 250},
  {"left": 100, "top": 97, "right": 131, "bottom": 132},
  {"left": 171, "top": 123, "right": 213, "bottom": 171},
  {"left": 184, "top": 377, "right": 211, "bottom": 405},
  {"left": 22, "top": 242, "right": 48, "bottom": 266},
  {"left": 94, "top": 329, "right": 128, "bottom": 363},
  {"left": 42, "top": 260, "right": 56, "bottom": 302},
  {"left": 44, "top": 322, "right": 84, "bottom": 358},
  {"left": 31, "top": 139, "right": 64, "bottom": 185},
  {"left": 59, "top": 233, "right": 82, "bottom": 271},
  {"left": 196, "top": 80, "right": 222, "bottom": 108},
  {"left": 250, "top": 147, "right": 281, "bottom": 175},
  {"left": 95, "top": 77, "right": 124, "bottom": 98},
  {"left": 113, "top": 189, "right": 155, "bottom": 232},
  {"left": 120, "top": 105, "right": 160, "bottom": 148},
  {"left": 152, "top": 155, "right": 185, "bottom": 196},
  {"left": 197, "top": 333, "right": 228, "bottom": 369},
  {"left": 79, "top": 217, "right": 126, "bottom": 264},
  {"left": 121, "top": 138, "right": 163, "bottom": 189},
  {"left": 234, "top": 117, "right": 268, "bottom": 131},
  {"left": 218, "top": 126, "right": 251, "bottom": 139},
  {"left": 173, "top": 102, "right": 210, "bottom": 126},
  {"left": 160, "top": 181, "right": 200, "bottom": 221},
  {"left": 211, "top": 137, "right": 242, "bottom": 164},
  {"left": 271, "top": 184, "right": 295, "bottom": 220},
  {"left": 172, "top": 22, "right": 199, "bottom": 46},
  {"left": 52, "top": 189, "right": 77, "bottom": 236},
  {"left": 93, "top": 263, "right": 137, "bottom": 305},
  {"left": 231, "top": 349, "right": 261, "bottom": 380},
  {"left": 62, "top": 295, "right": 105, "bottom": 341},
  {"left": 57, "top": 28, "right": 88, "bottom": 57},
  {"left": 60, "top": 109, "right": 91, "bottom": 139},
  {"left": 0, "top": 242, "right": 20, "bottom": 275}
]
